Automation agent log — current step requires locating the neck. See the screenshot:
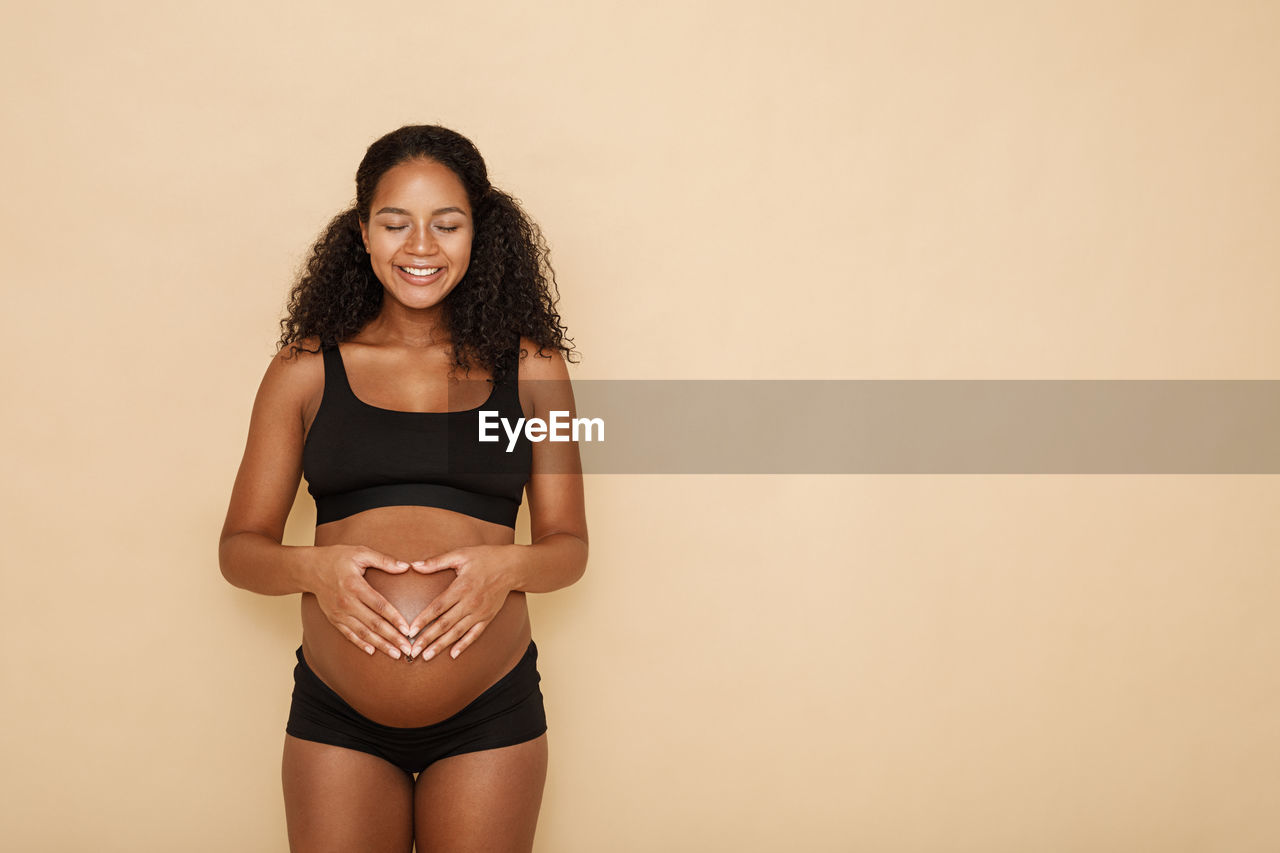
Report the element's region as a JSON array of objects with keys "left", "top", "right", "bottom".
[{"left": 364, "top": 301, "right": 451, "bottom": 349}]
